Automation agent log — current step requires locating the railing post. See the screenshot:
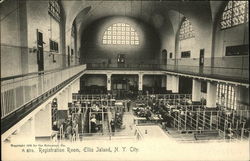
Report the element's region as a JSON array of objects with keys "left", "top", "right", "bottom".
[{"left": 185, "top": 111, "right": 187, "bottom": 131}]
